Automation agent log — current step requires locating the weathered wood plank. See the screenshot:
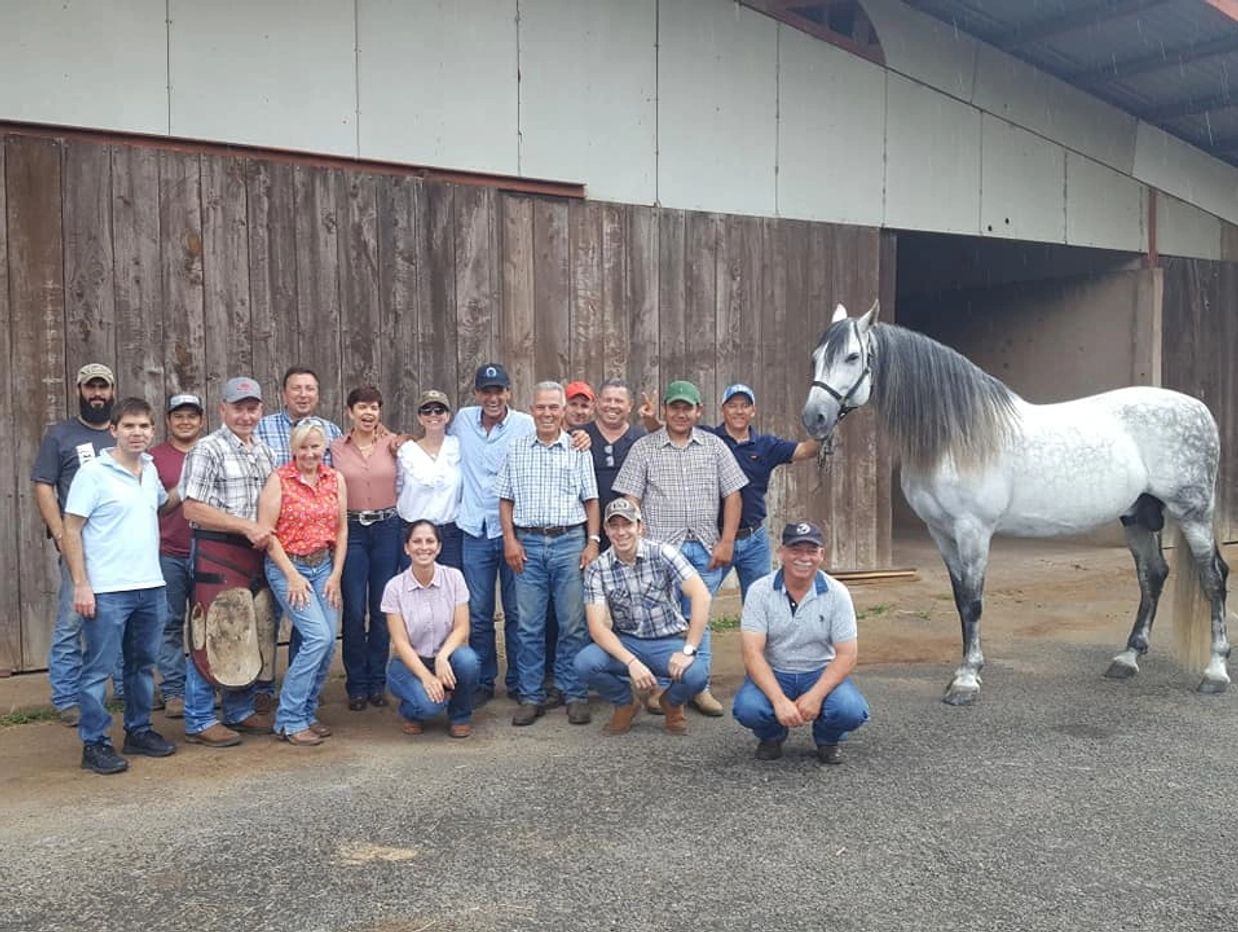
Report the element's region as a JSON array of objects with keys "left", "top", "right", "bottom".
[
  {"left": 422, "top": 183, "right": 458, "bottom": 407},
  {"left": 716, "top": 214, "right": 762, "bottom": 414},
  {"left": 247, "top": 159, "right": 299, "bottom": 394},
  {"left": 377, "top": 174, "right": 421, "bottom": 430},
  {"left": 600, "top": 202, "right": 629, "bottom": 381},
  {"left": 454, "top": 185, "right": 499, "bottom": 405},
  {"left": 757, "top": 217, "right": 787, "bottom": 530},
  {"left": 532, "top": 197, "right": 570, "bottom": 397},
  {"left": 657, "top": 209, "right": 687, "bottom": 395},
  {"left": 499, "top": 194, "right": 536, "bottom": 402},
  {"left": 627, "top": 205, "right": 659, "bottom": 403},
  {"left": 61, "top": 141, "right": 116, "bottom": 389},
  {"left": 338, "top": 171, "right": 381, "bottom": 406},
  {"left": 293, "top": 165, "right": 343, "bottom": 421},
  {"left": 7, "top": 134, "right": 66, "bottom": 671},
  {"left": 201, "top": 155, "right": 252, "bottom": 411},
  {"left": 684, "top": 211, "right": 719, "bottom": 410},
  {"left": 0, "top": 140, "right": 20, "bottom": 672},
  {"left": 875, "top": 229, "right": 897, "bottom": 567},
  {"left": 569, "top": 199, "right": 604, "bottom": 385},
  {"left": 159, "top": 151, "right": 206, "bottom": 398}
]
